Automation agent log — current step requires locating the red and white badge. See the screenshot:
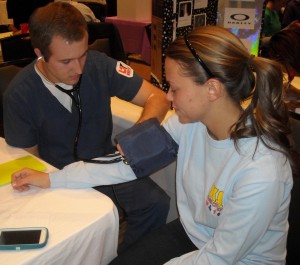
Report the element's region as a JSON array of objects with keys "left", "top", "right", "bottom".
[{"left": 116, "top": 61, "right": 134, "bottom": 78}]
